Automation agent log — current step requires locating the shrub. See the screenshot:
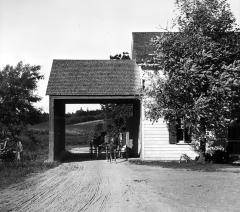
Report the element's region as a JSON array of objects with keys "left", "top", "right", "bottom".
[{"left": 205, "top": 146, "right": 228, "bottom": 163}]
